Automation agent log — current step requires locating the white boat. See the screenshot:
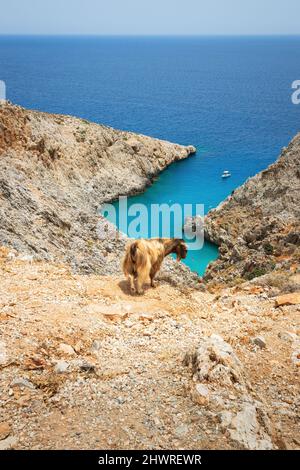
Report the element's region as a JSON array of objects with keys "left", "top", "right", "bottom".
[{"left": 222, "top": 170, "right": 231, "bottom": 179}]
